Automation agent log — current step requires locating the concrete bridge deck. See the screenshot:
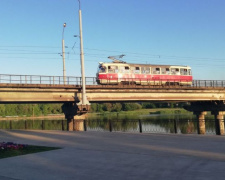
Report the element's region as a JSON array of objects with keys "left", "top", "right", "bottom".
[
  {"left": 0, "top": 83, "right": 225, "bottom": 103},
  {"left": 0, "top": 130, "right": 225, "bottom": 180}
]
